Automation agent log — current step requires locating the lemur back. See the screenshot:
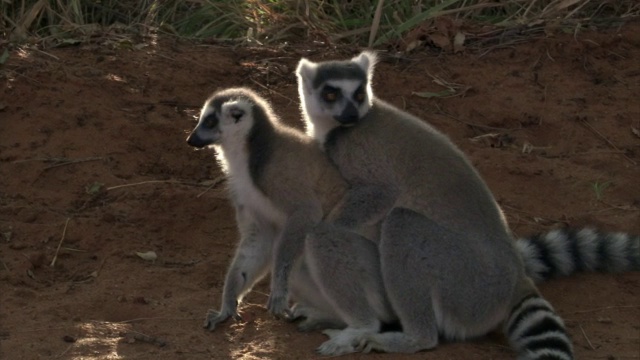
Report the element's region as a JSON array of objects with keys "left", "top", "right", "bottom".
[
  {"left": 295, "top": 51, "right": 639, "bottom": 359},
  {"left": 186, "top": 87, "right": 393, "bottom": 335}
]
